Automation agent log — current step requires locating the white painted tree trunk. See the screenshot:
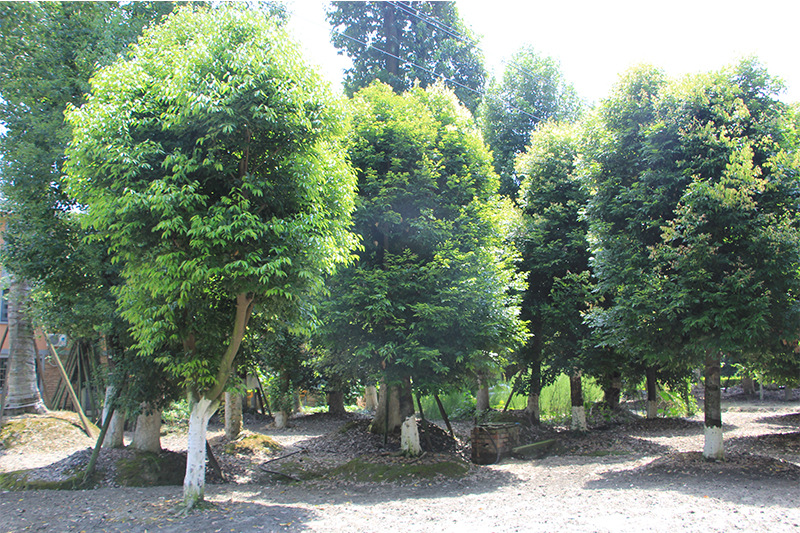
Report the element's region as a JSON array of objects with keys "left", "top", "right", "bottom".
[
  {"left": 703, "top": 426, "right": 724, "bottom": 460},
  {"left": 3, "top": 277, "right": 46, "bottom": 415},
  {"left": 400, "top": 415, "right": 421, "bottom": 456},
  {"left": 224, "top": 392, "right": 242, "bottom": 440},
  {"left": 525, "top": 393, "right": 540, "bottom": 425},
  {"left": 132, "top": 406, "right": 161, "bottom": 452},
  {"left": 274, "top": 410, "right": 289, "bottom": 429},
  {"left": 364, "top": 385, "right": 378, "bottom": 411},
  {"left": 476, "top": 372, "right": 490, "bottom": 412},
  {"left": 571, "top": 406, "right": 587, "bottom": 431},
  {"left": 101, "top": 386, "right": 124, "bottom": 448},
  {"left": 646, "top": 400, "right": 659, "bottom": 419},
  {"left": 184, "top": 397, "right": 218, "bottom": 508}
]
